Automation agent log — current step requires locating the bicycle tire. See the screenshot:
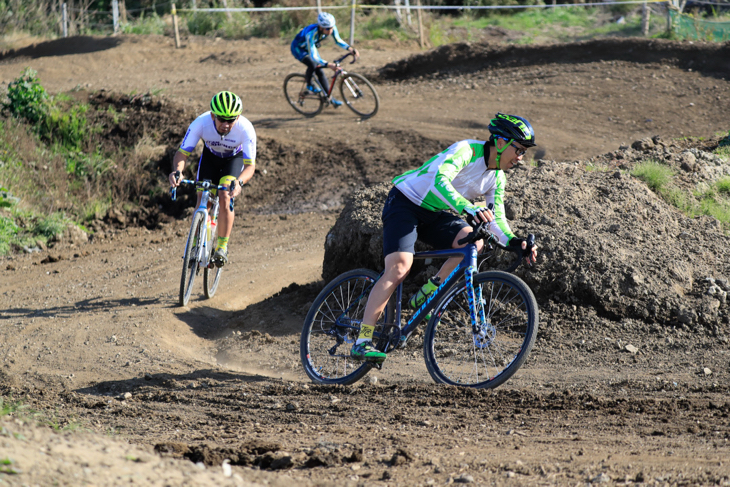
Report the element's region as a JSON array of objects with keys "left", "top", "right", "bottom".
[
  {"left": 300, "top": 268, "right": 391, "bottom": 385},
  {"left": 423, "top": 270, "right": 538, "bottom": 389},
  {"left": 179, "top": 212, "right": 205, "bottom": 306},
  {"left": 339, "top": 73, "right": 379, "bottom": 119},
  {"left": 283, "top": 73, "right": 324, "bottom": 117},
  {"left": 203, "top": 218, "right": 222, "bottom": 299}
]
